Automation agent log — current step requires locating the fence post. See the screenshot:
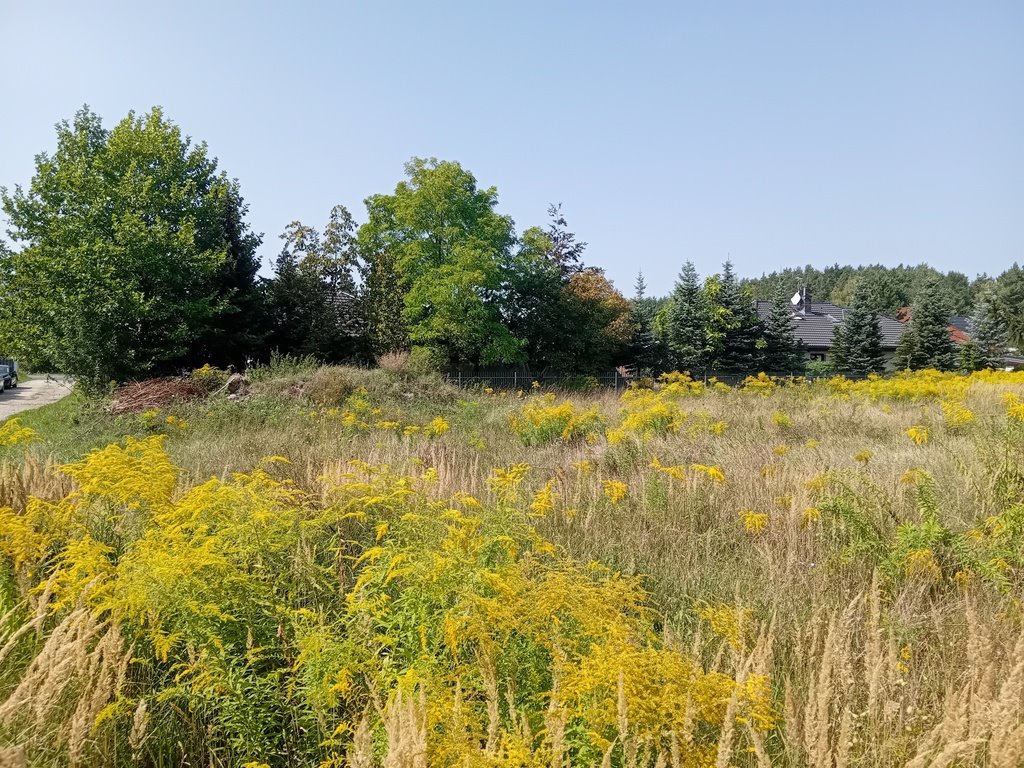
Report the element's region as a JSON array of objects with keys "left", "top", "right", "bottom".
[
  {"left": 514, "top": 371, "right": 518, "bottom": 389},
  {"left": 614, "top": 369, "right": 618, "bottom": 389},
  {"left": 458, "top": 371, "right": 462, "bottom": 387}
]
